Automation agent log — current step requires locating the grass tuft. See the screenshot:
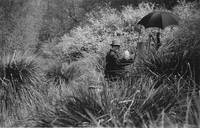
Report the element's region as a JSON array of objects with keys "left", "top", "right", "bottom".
[{"left": 0, "top": 51, "right": 44, "bottom": 119}]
